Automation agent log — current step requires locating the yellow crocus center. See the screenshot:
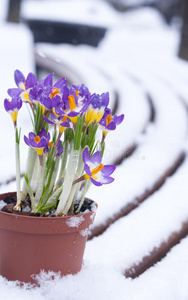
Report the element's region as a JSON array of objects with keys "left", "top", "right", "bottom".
[
  {"left": 50, "top": 87, "right": 60, "bottom": 99},
  {"left": 68, "top": 95, "right": 76, "bottom": 111},
  {"left": 106, "top": 114, "right": 112, "bottom": 126},
  {"left": 75, "top": 90, "right": 79, "bottom": 97},
  {"left": 84, "top": 163, "right": 104, "bottom": 179},
  {"left": 21, "top": 90, "right": 30, "bottom": 103},
  {"left": 35, "top": 148, "right": 44, "bottom": 156},
  {"left": 52, "top": 108, "right": 59, "bottom": 118},
  {"left": 85, "top": 107, "right": 104, "bottom": 124},
  {"left": 34, "top": 136, "right": 44, "bottom": 156},
  {"left": 10, "top": 110, "right": 18, "bottom": 123},
  {"left": 48, "top": 141, "right": 53, "bottom": 147},
  {"left": 95, "top": 109, "right": 104, "bottom": 123},
  {"left": 69, "top": 116, "right": 78, "bottom": 124},
  {"left": 58, "top": 116, "right": 68, "bottom": 133},
  {"left": 34, "top": 136, "right": 40, "bottom": 144},
  {"left": 85, "top": 109, "right": 93, "bottom": 123},
  {"left": 62, "top": 115, "right": 67, "bottom": 122},
  {"left": 91, "top": 163, "right": 104, "bottom": 176}
]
